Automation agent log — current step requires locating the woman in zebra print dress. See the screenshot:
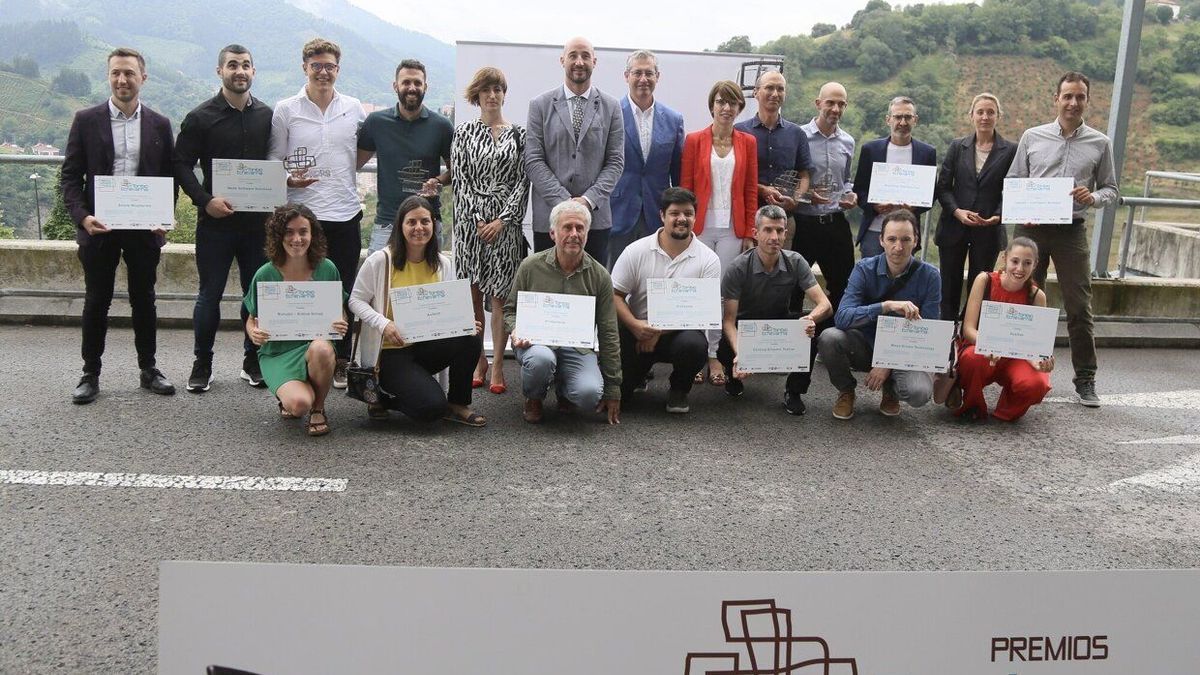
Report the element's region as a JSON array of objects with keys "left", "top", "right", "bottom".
[{"left": 452, "top": 67, "right": 530, "bottom": 394}]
